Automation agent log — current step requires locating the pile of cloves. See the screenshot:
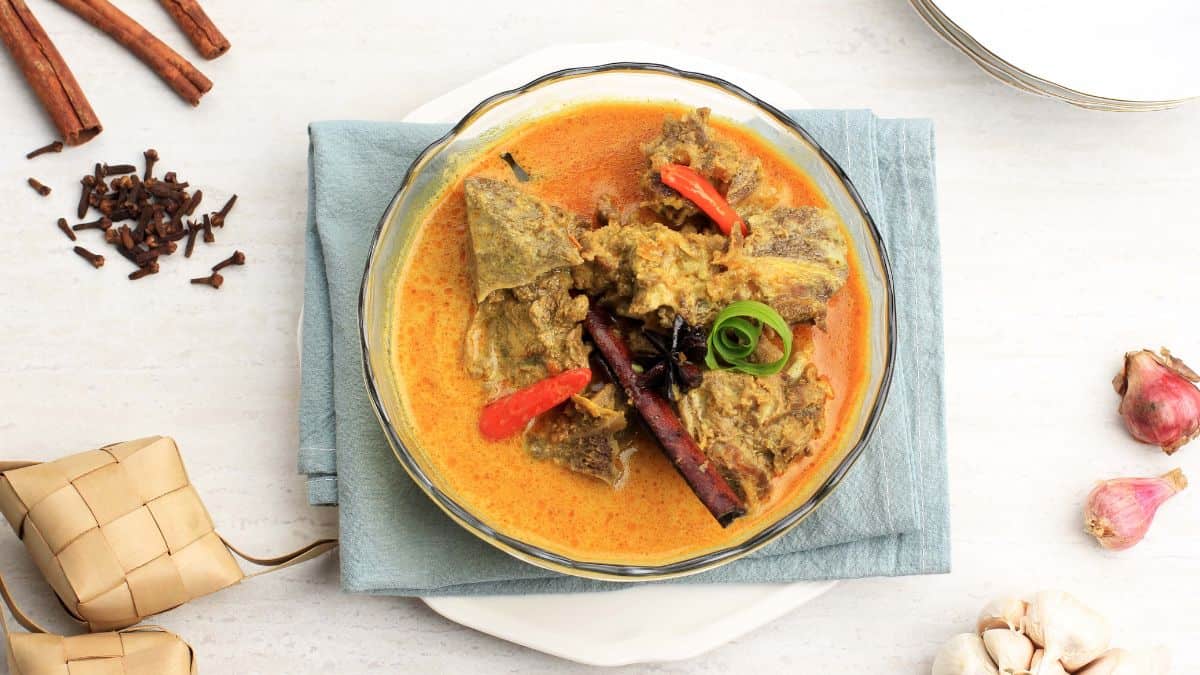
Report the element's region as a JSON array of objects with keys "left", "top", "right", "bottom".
[{"left": 59, "top": 149, "right": 244, "bottom": 286}]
